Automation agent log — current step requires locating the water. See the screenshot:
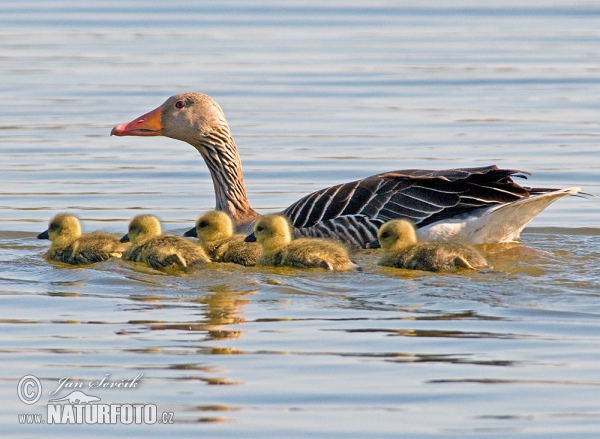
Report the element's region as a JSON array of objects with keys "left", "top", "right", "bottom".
[{"left": 1, "top": 1, "right": 600, "bottom": 437}]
